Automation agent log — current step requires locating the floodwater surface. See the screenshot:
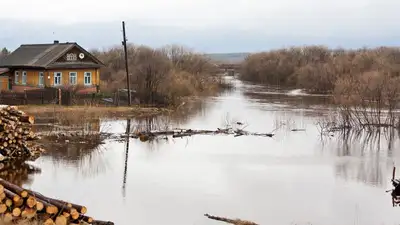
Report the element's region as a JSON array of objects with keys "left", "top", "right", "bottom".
[{"left": 17, "top": 78, "right": 400, "bottom": 225}]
